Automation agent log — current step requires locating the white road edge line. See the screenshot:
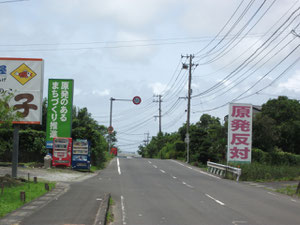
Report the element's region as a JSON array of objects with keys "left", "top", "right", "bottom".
[
  {"left": 291, "top": 199, "right": 297, "bottom": 202},
  {"left": 267, "top": 192, "right": 277, "bottom": 196},
  {"left": 117, "top": 158, "right": 121, "bottom": 175},
  {"left": 171, "top": 160, "right": 220, "bottom": 179},
  {"left": 160, "top": 169, "right": 166, "bottom": 174},
  {"left": 121, "top": 195, "right": 127, "bottom": 225},
  {"left": 205, "top": 194, "right": 225, "bottom": 206}
]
